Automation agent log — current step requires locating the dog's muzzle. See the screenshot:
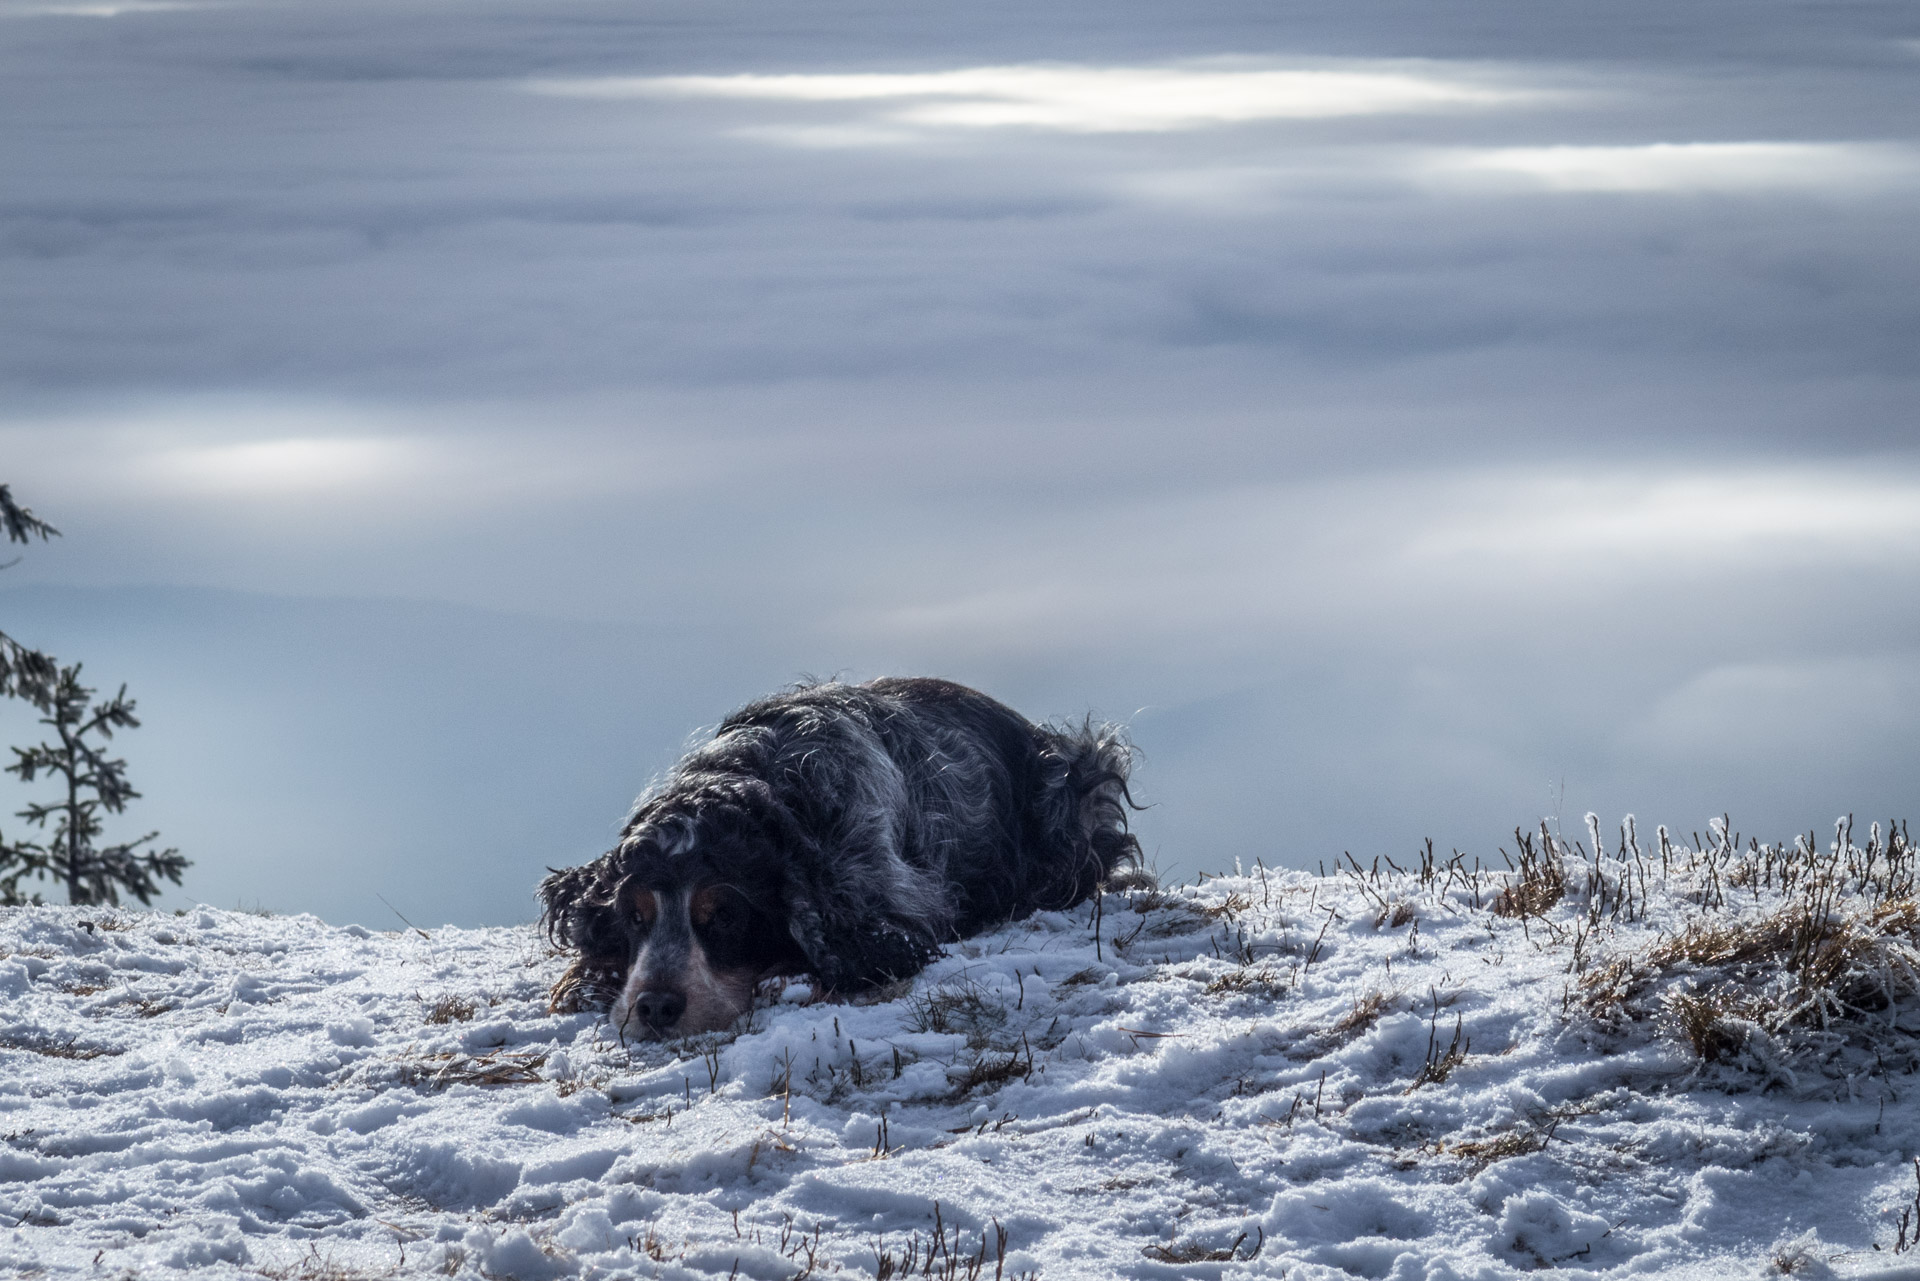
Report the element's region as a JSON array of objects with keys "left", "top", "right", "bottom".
[{"left": 628, "top": 988, "right": 686, "bottom": 1036}]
